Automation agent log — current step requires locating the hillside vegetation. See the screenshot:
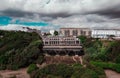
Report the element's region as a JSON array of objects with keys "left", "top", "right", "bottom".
[
  {"left": 80, "top": 36, "right": 120, "bottom": 63},
  {"left": 29, "top": 36, "right": 120, "bottom": 78},
  {"left": 0, "top": 30, "right": 44, "bottom": 70},
  {"left": 0, "top": 30, "right": 120, "bottom": 78},
  {"left": 79, "top": 36, "right": 120, "bottom": 73}
]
